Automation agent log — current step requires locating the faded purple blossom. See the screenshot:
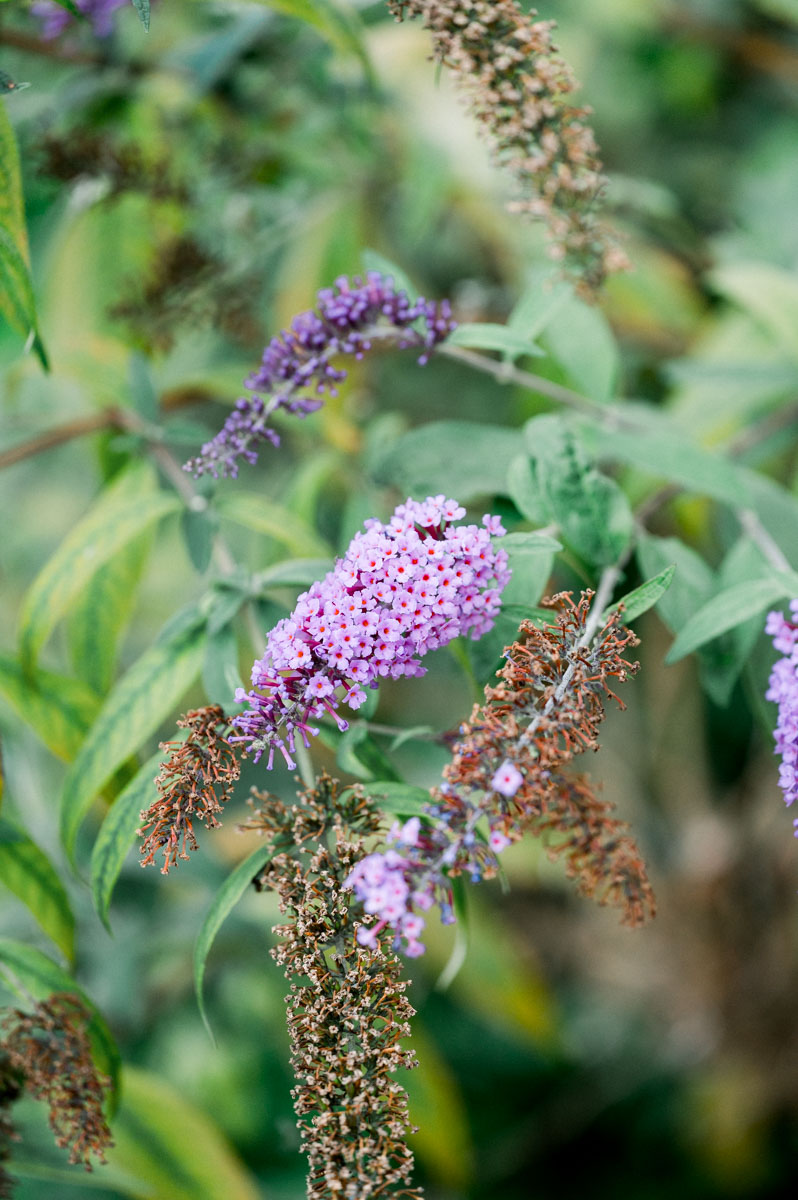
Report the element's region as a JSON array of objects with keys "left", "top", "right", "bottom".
[
  {"left": 491, "top": 759, "right": 523, "bottom": 797},
  {"left": 32, "top": 0, "right": 128, "bottom": 39},
  {"left": 766, "top": 603, "right": 798, "bottom": 830},
  {"left": 186, "top": 273, "right": 456, "bottom": 478},
  {"left": 232, "top": 496, "right": 510, "bottom": 771}
]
